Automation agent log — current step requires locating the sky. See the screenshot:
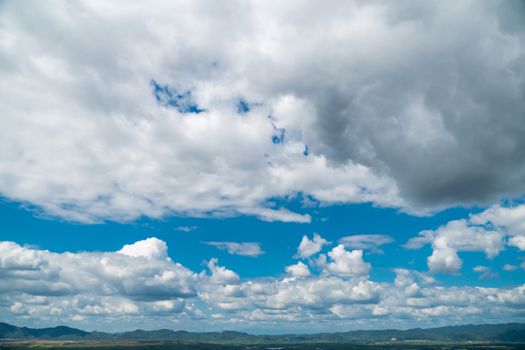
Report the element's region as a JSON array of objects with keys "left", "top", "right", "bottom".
[{"left": 1, "top": 0, "right": 525, "bottom": 334}]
